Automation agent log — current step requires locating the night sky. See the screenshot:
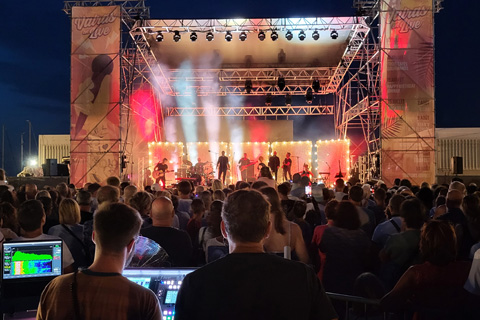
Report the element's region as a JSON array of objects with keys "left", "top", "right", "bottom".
[{"left": 0, "top": 0, "right": 478, "bottom": 175}]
